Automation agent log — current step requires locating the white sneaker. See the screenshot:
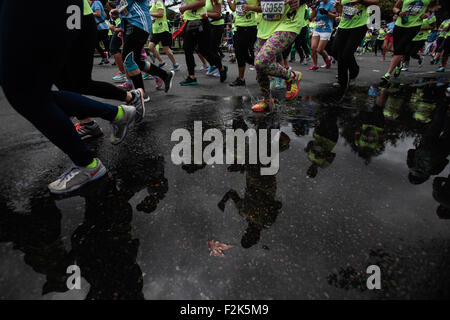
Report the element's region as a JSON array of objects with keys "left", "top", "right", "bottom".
[{"left": 48, "top": 159, "right": 107, "bottom": 194}]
